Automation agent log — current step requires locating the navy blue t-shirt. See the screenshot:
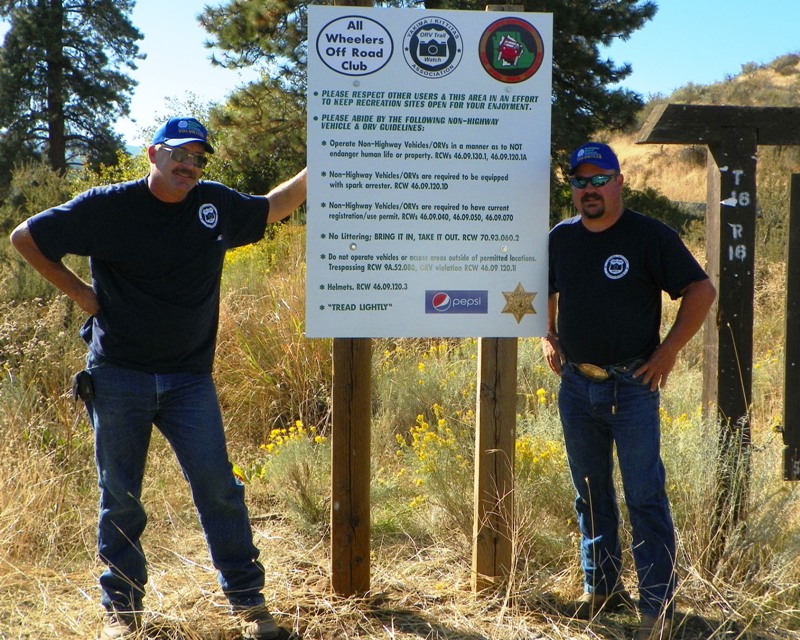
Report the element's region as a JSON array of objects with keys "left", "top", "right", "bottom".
[
  {"left": 28, "top": 178, "right": 268, "bottom": 373},
  {"left": 548, "top": 209, "right": 708, "bottom": 366}
]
